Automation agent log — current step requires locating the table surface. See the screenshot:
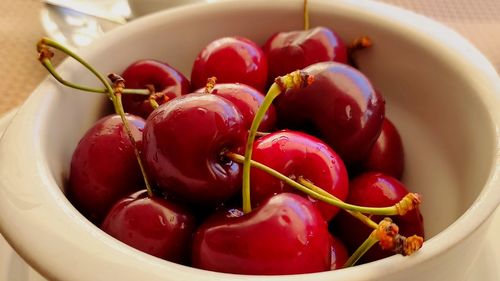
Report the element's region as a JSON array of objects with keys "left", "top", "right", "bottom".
[{"left": 0, "top": 0, "right": 499, "bottom": 116}]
